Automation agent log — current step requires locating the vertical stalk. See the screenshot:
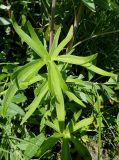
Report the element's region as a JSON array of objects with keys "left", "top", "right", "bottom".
[
  {"left": 49, "top": 0, "right": 56, "bottom": 51},
  {"left": 98, "top": 113, "right": 102, "bottom": 160},
  {"left": 67, "top": 1, "right": 84, "bottom": 52},
  {"left": 97, "top": 95, "right": 102, "bottom": 160}
]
